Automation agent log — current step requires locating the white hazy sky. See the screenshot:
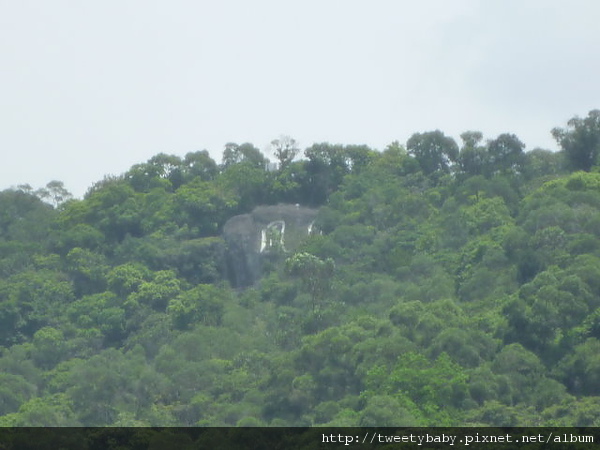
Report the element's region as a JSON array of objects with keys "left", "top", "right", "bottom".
[{"left": 1, "top": 0, "right": 599, "bottom": 198}]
